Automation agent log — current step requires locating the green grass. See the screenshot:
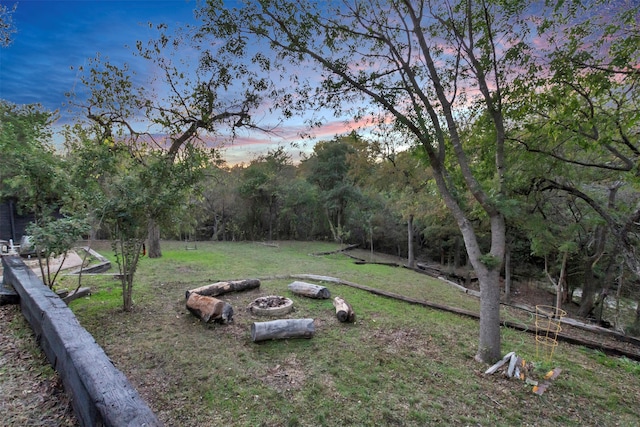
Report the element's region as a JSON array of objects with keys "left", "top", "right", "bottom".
[{"left": 58, "top": 240, "right": 640, "bottom": 426}]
